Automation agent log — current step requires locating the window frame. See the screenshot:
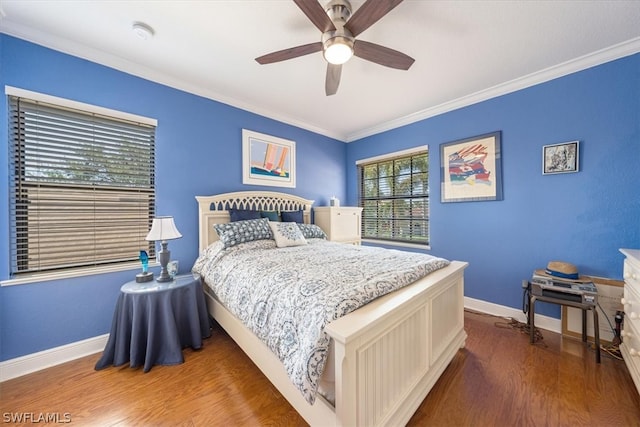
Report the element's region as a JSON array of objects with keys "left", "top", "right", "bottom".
[
  {"left": 3, "top": 86, "right": 158, "bottom": 286},
  {"left": 357, "top": 146, "right": 430, "bottom": 250}
]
